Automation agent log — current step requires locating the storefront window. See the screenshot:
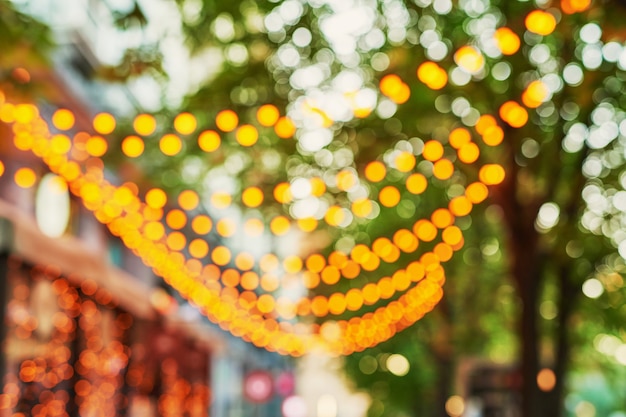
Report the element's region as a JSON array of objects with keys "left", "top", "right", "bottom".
[
  {"left": 35, "top": 173, "right": 71, "bottom": 238},
  {"left": 0, "top": 256, "right": 212, "bottom": 417}
]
